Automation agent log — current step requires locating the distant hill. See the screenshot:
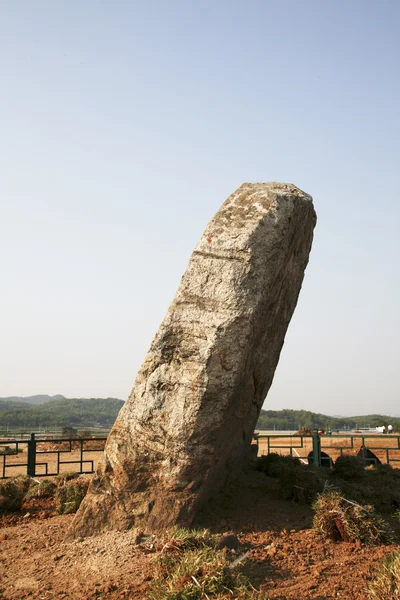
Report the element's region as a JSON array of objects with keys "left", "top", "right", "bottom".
[
  {"left": 0, "top": 397, "right": 124, "bottom": 430},
  {"left": 0, "top": 394, "right": 66, "bottom": 405},
  {"left": 1, "top": 400, "right": 398, "bottom": 434}
]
